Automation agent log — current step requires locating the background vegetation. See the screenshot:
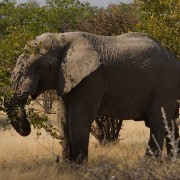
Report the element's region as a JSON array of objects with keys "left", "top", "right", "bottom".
[
  {"left": 135, "top": 0, "right": 180, "bottom": 59},
  {"left": 0, "top": 0, "right": 179, "bottom": 106}
]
